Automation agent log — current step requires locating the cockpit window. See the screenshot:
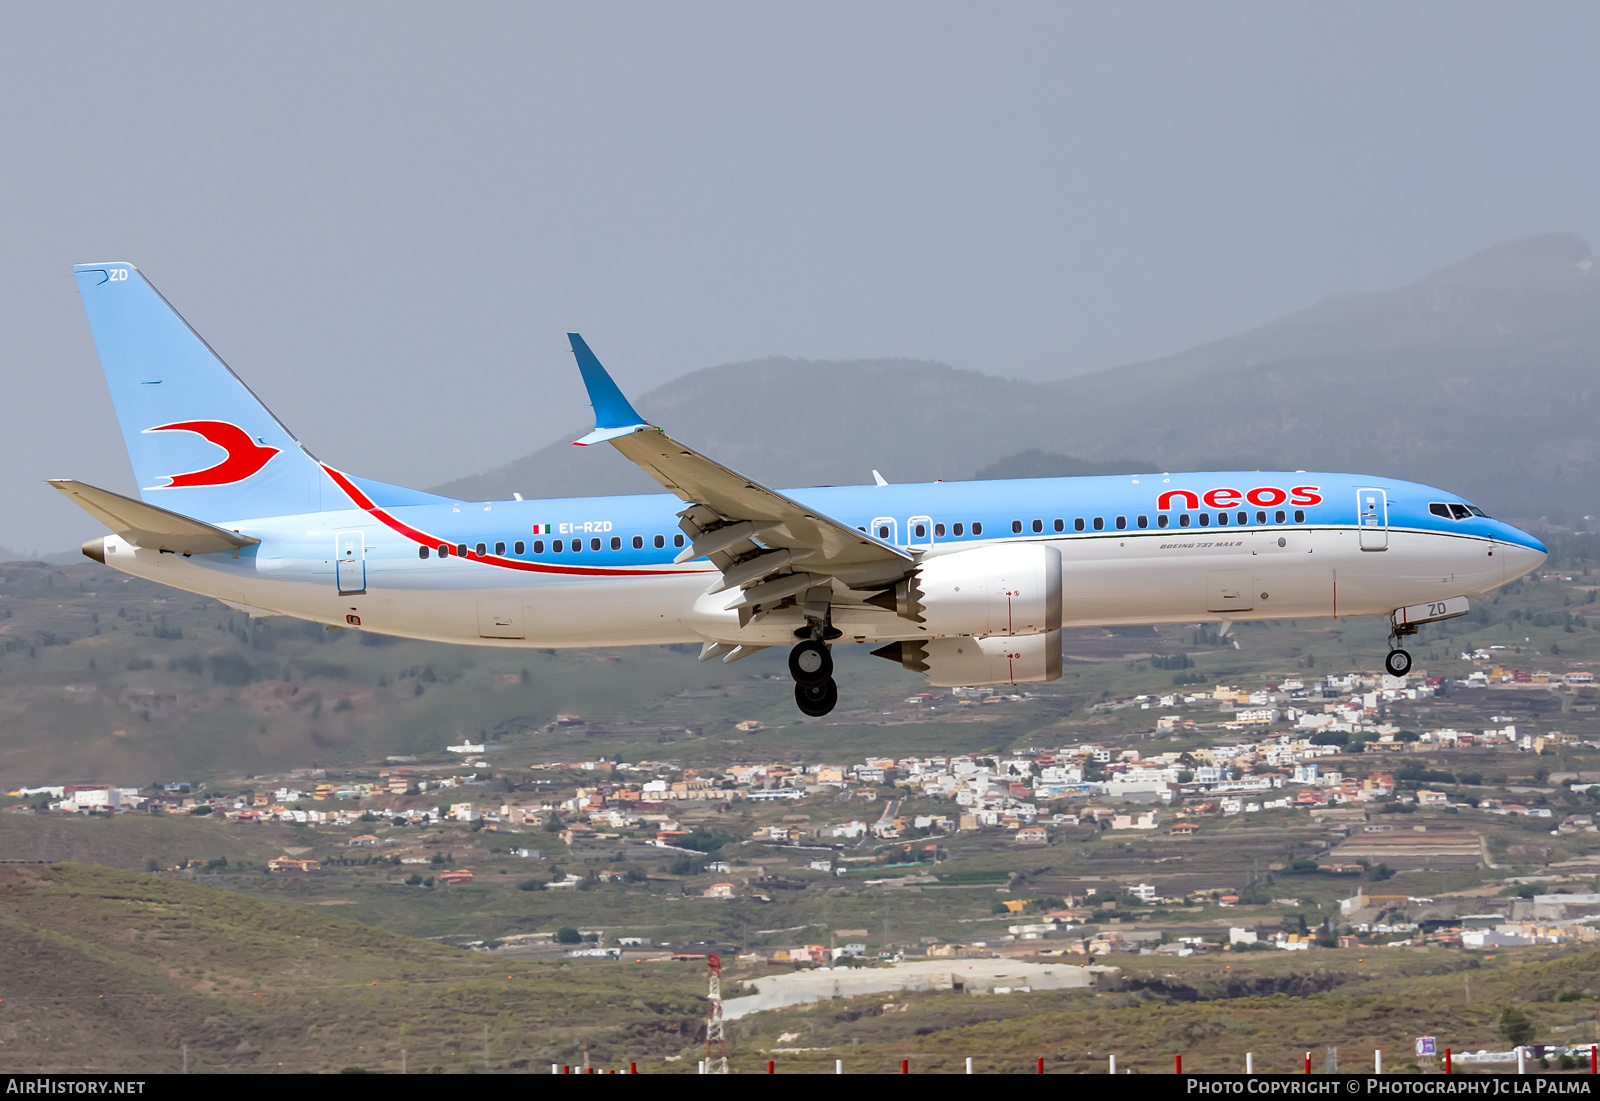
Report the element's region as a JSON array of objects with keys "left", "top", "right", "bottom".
[
  {"left": 1467, "top": 504, "right": 1488, "bottom": 517},
  {"left": 1449, "top": 503, "right": 1473, "bottom": 520},
  {"left": 1431, "top": 501, "right": 1490, "bottom": 521},
  {"left": 1429, "top": 503, "right": 1452, "bottom": 519}
]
